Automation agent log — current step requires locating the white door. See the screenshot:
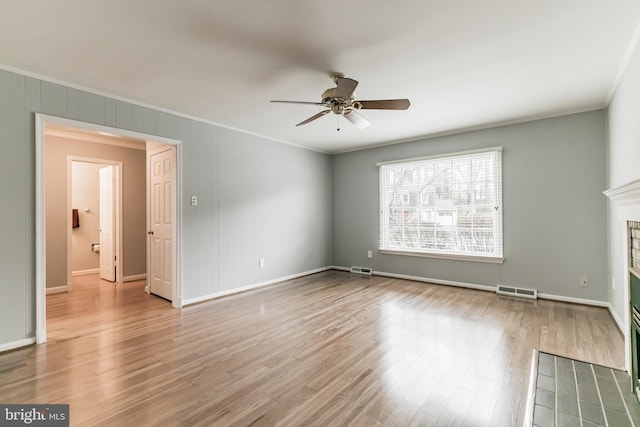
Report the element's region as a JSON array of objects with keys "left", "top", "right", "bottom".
[
  {"left": 149, "top": 148, "right": 175, "bottom": 301},
  {"left": 99, "top": 166, "right": 116, "bottom": 281}
]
